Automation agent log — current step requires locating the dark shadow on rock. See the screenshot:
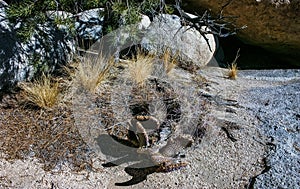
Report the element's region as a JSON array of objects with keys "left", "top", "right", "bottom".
[
  {"left": 115, "top": 162, "right": 159, "bottom": 186},
  {"left": 212, "top": 36, "right": 300, "bottom": 69},
  {"left": 95, "top": 134, "right": 162, "bottom": 186},
  {"left": 0, "top": 23, "right": 25, "bottom": 91},
  {"left": 95, "top": 134, "right": 138, "bottom": 158}
]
